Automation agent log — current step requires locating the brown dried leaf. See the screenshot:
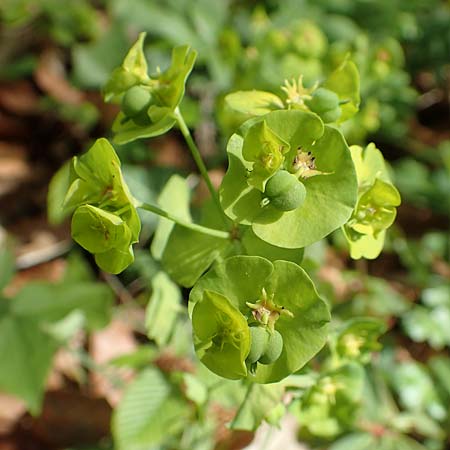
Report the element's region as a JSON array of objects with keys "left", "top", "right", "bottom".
[
  {"left": 0, "top": 81, "right": 39, "bottom": 115},
  {"left": 35, "top": 48, "right": 84, "bottom": 105},
  {"left": 89, "top": 318, "right": 137, "bottom": 406}
]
